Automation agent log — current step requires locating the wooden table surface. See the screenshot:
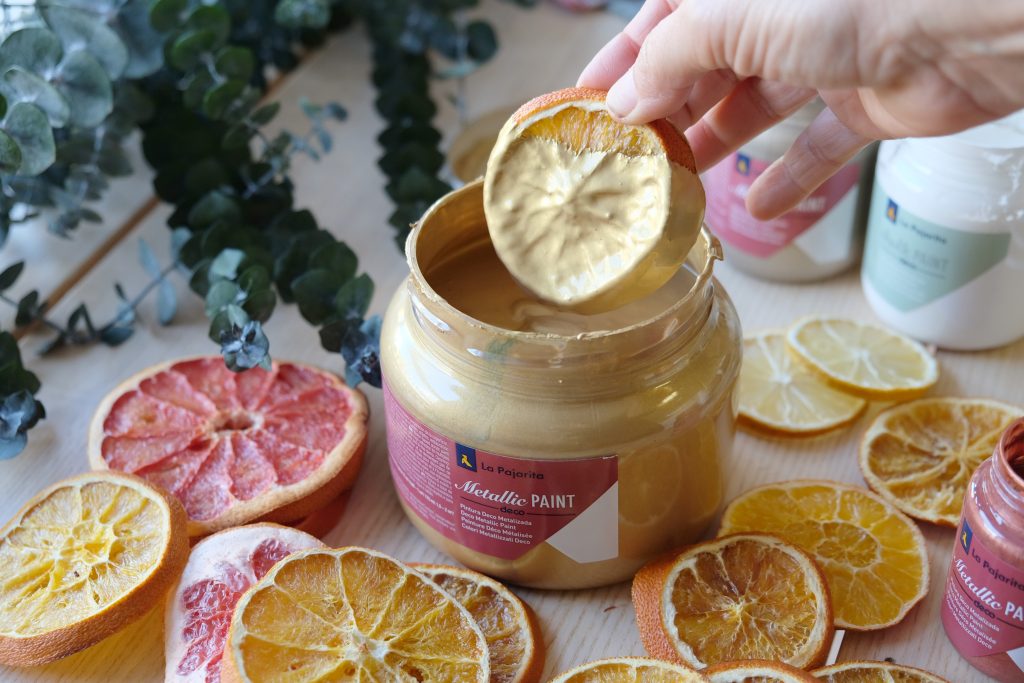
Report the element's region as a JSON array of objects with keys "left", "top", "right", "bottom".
[{"left": 1, "top": 3, "right": 1018, "bottom": 681}]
